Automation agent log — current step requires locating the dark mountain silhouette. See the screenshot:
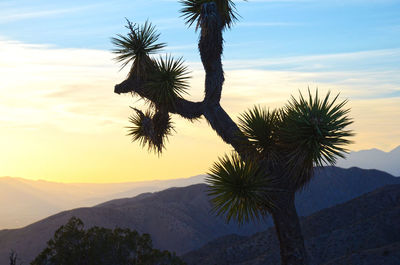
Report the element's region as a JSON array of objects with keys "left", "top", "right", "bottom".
[
  {"left": 0, "top": 167, "right": 398, "bottom": 264},
  {"left": 337, "top": 145, "right": 400, "bottom": 176},
  {"left": 183, "top": 184, "right": 400, "bottom": 265},
  {"left": 295, "top": 166, "right": 400, "bottom": 216}
]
